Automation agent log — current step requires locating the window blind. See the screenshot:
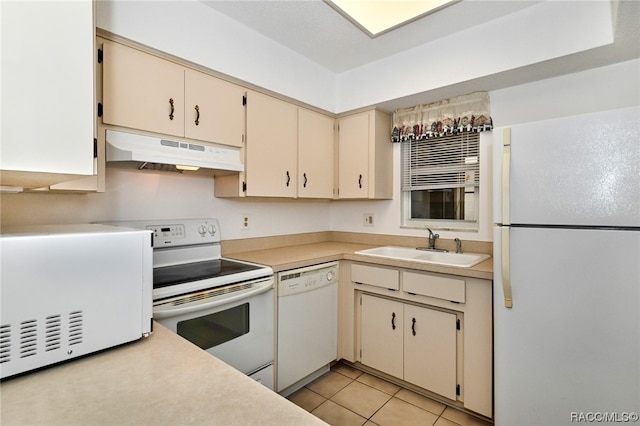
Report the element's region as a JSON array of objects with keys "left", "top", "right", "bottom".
[{"left": 401, "top": 132, "right": 480, "bottom": 191}]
